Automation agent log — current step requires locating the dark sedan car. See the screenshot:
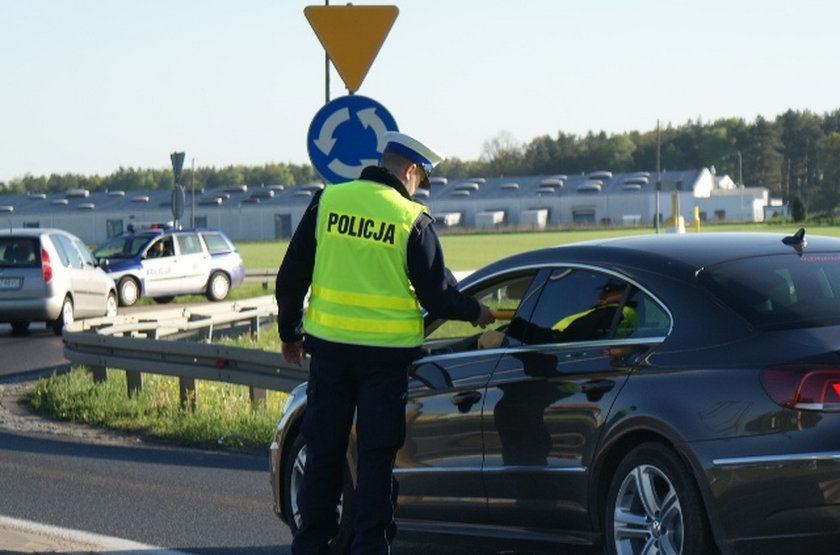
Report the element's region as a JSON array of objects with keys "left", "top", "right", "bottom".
[{"left": 269, "top": 229, "right": 840, "bottom": 555}]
